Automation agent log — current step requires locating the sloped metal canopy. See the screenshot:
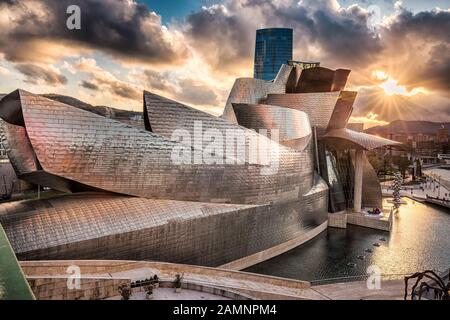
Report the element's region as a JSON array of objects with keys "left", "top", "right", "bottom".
[{"left": 322, "top": 128, "right": 403, "bottom": 151}]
